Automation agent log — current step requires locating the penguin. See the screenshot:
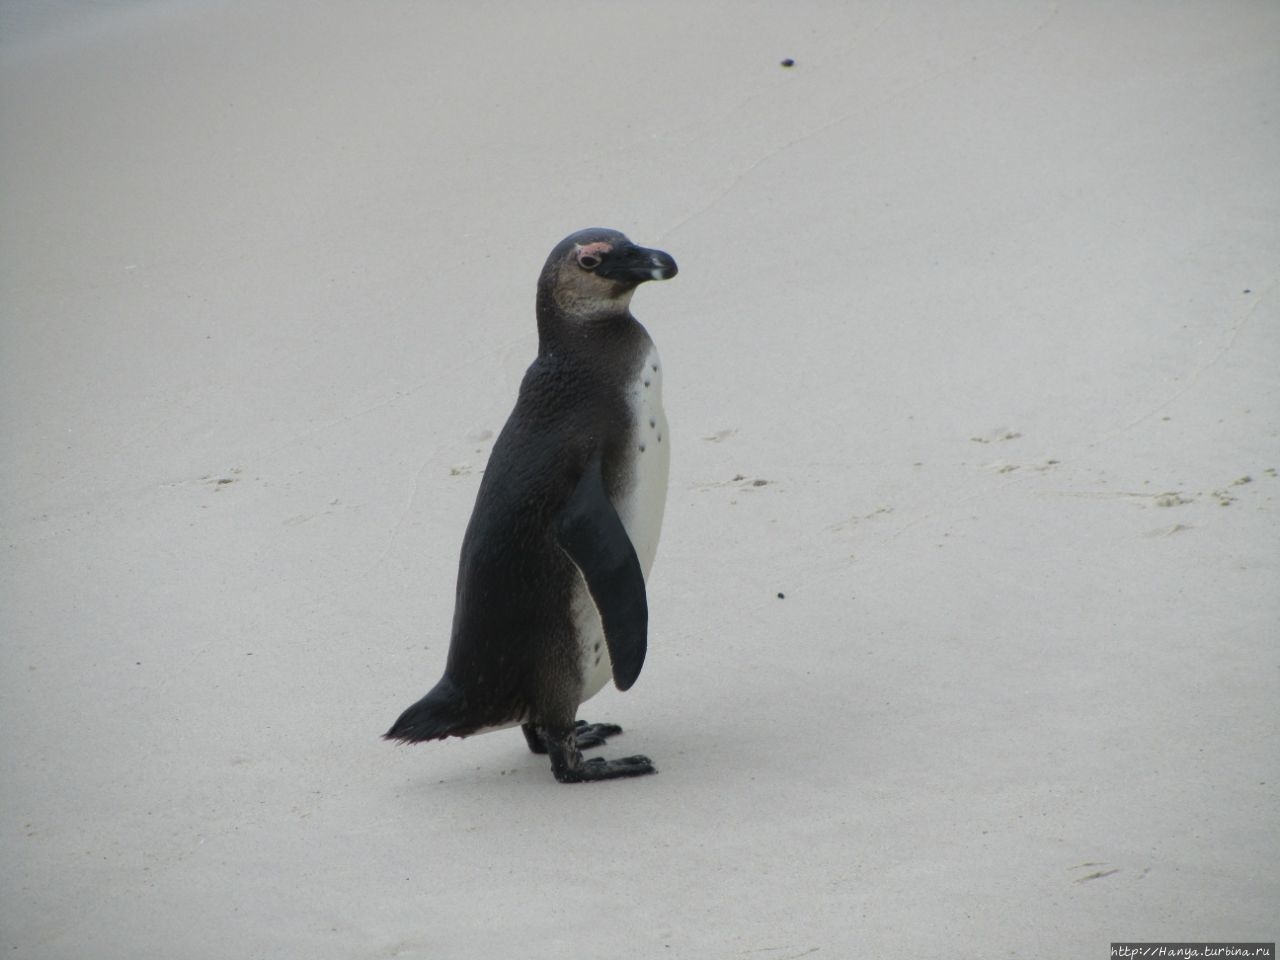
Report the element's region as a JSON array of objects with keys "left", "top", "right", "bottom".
[{"left": 384, "top": 228, "right": 677, "bottom": 783}]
